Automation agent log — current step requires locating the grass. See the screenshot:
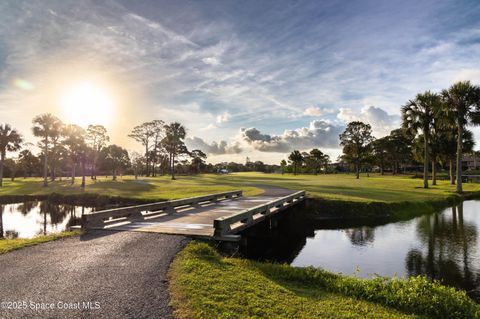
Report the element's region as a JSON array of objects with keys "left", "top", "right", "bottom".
[
  {"left": 214, "top": 172, "right": 480, "bottom": 203},
  {"left": 0, "top": 176, "right": 263, "bottom": 200},
  {"left": 0, "top": 230, "right": 80, "bottom": 254},
  {"left": 169, "top": 242, "right": 480, "bottom": 319},
  {"left": 1, "top": 172, "right": 480, "bottom": 203}
]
